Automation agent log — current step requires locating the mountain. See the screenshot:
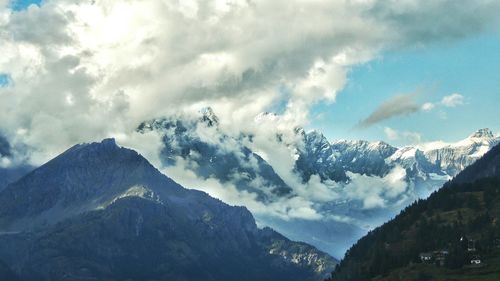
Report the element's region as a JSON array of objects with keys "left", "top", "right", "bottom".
[
  {"left": 296, "top": 130, "right": 398, "bottom": 183},
  {"left": 138, "top": 108, "right": 292, "bottom": 201},
  {"left": 0, "top": 259, "right": 20, "bottom": 281},
  {"left": 423, "top": 128, "right": 500, "bottom": 176},
  {"left": 327, "top": 143, "right": 500, "bottom": 281},
  {"left": 0, "top": 165, "right": 32, "bottom": 191},
  {"left": 137, "top": 109, "right": 499, "bottom": 258},
  {"left": 138, "top": 108, "right": 500, "bottom": 257},
  {"left": 297, "top": 128, "right": 500, "bottom": 199},
  {"left": 0, "top": 139, "right": 336, "bottom": 281},
  {"left": 454, "top": 140, "right": 500, "bottom": 183}
]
